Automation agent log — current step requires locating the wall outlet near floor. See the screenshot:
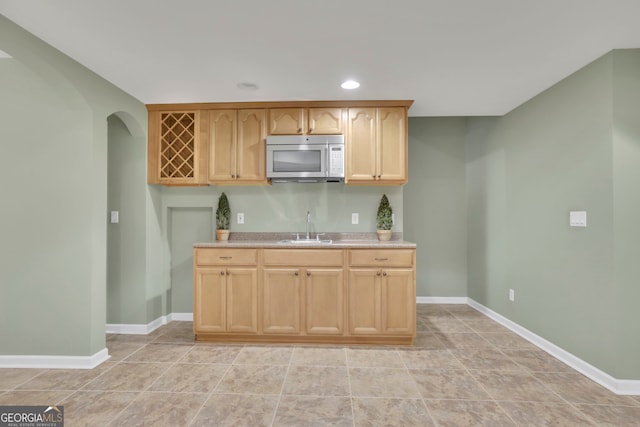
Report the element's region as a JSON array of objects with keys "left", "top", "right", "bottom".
[
  {"left": 509, "top": 289, "right": 515, "bottom": 302},
  {"left": 351, "top": 213, "right": 359, "bottom": 225},
  {"left": 237, "top": 212, "right": 244, "bottom": 224}
]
